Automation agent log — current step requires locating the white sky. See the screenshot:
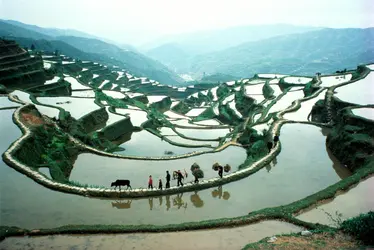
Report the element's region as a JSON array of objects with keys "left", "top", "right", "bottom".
[{"left": 1, "top": 0, "right": 373, "bottom": 45}]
